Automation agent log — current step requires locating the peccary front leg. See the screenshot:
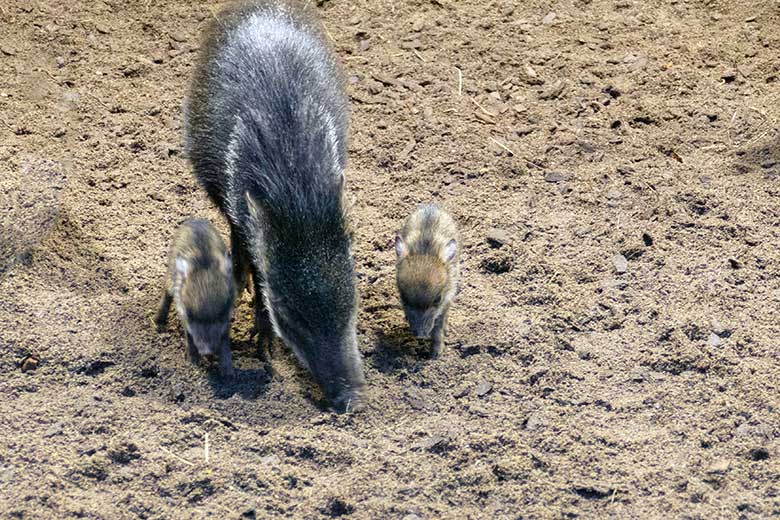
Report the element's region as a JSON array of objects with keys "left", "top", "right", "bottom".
[
  {"left": 230, "top": 226, "right": 251, "bottom": 296},
  {"left": 217, "top": 343, "right": 235, "bottom": 379},
  {"left": 185, "top": 332, "right": 200, "bottom": 365},
  {"left": 154, "top": 290, "right": 173, "bottom": 332},
  {"left": 252, "top": 273, "right": 273, "bottom": 363},
  {"left": 431, "top": 305, "right": 450, "bottom": 358}
]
